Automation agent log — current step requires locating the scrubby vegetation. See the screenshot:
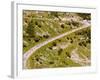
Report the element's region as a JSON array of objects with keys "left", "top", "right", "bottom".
[
  {"left": 26, "top": 27, "right": 91, "bottom": 69},
  {"left": 23, "top": 10, "right": 91, "bottom": 69}
]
